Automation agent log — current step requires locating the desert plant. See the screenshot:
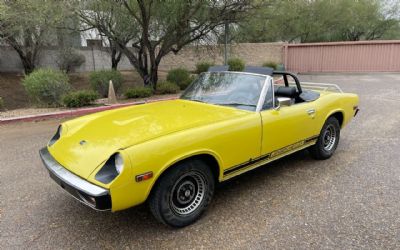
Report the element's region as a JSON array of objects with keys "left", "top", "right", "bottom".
[
  {"left": 262, "top": 61, "right": 278, "bottom": 70},
  {"left": 62, "top": 90, "right": 99, "bottom": 108},
  {"left": 56, "top": 47, "right": 86, "bottom": 73},
  {"left": 227, "top": 58, "right": 245, "bottom": 71},
  {"left": 0, "top": 97, "right": 4, "bottom": 110},
  {"left": 125, "top": 86, "right": 153, "bottom": 99},
  {"left": 89, "top": 70, "right": 123, "bottom": 97},
  {"left": 155, "top": 81, "right": 180, "bottom": 94},
  {"left": 167, "top": 68, "right": 192, "bottom": 90},
  {"left": 22, "top": 68, "right": 71, "bottom": 107},
  {"left": 195, "top": 61, "right": 214, "bottom": 74}
]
